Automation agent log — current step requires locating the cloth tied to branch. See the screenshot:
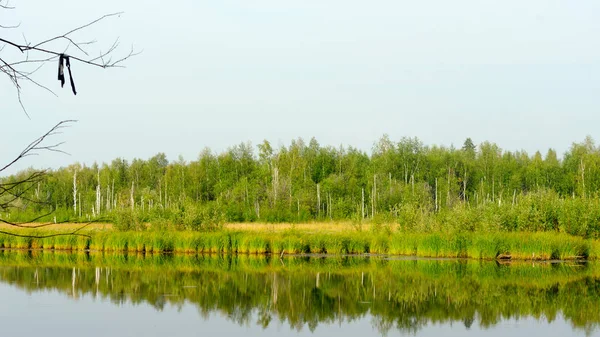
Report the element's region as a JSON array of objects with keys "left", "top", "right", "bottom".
[{"left": 57, "top": 54, "right": 77, "bottom": 95}]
